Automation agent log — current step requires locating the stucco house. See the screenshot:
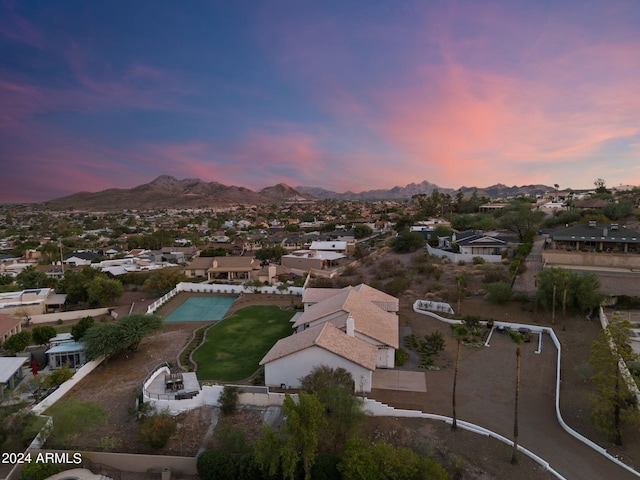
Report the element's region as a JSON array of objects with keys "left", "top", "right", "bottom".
[
  {"left": 206, "top": 256, "right": 261, "bottom": 281},
  {"left": 440, "top": 230, "right": 515, "bottom": 257},
  {"left": 260, "top": 284, "right": 399, "bottom": 392},
  {"left": 260, "top": 321, "right": 377, "bottom": 393},
  {"left": 0, "top": 288, "right": 66, "bottom": 317},
  {"left": 184, "top": 256, "right": 215, "bottom": 279},
  {"left": 0, "top": 314, "right": 22, "bottom": 344}
]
